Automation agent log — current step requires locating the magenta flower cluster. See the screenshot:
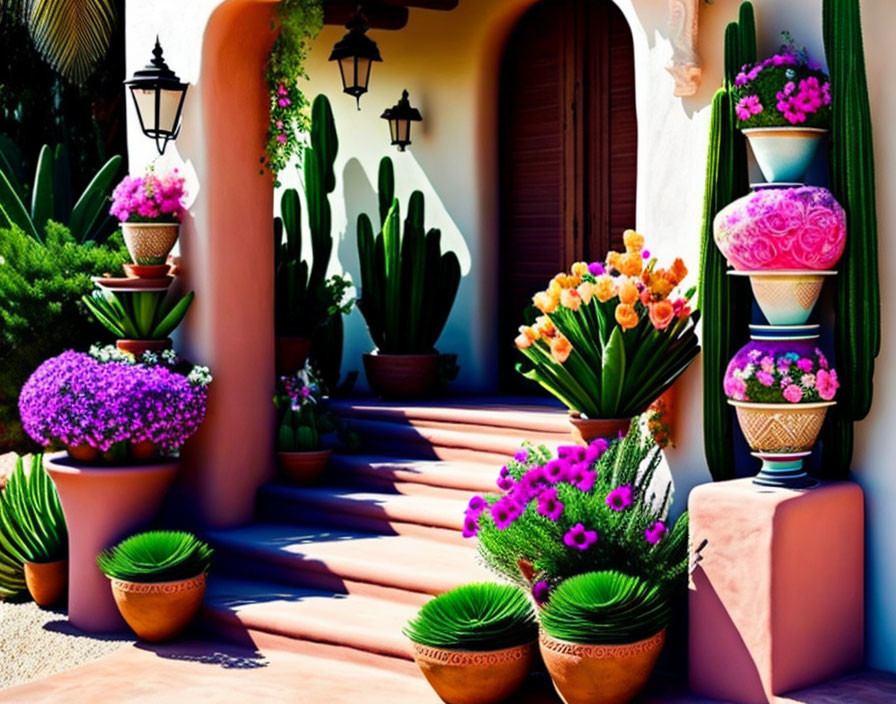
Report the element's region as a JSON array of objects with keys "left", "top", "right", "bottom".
[
  {"left": 724, "top": 343, "right": 838, "bottom": 404},
  {"left": 19, "top": 351, "right": 208, "bottom": 453},
  {"left": 110, "top": 169, "right": 187, "bottom": 223}
]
